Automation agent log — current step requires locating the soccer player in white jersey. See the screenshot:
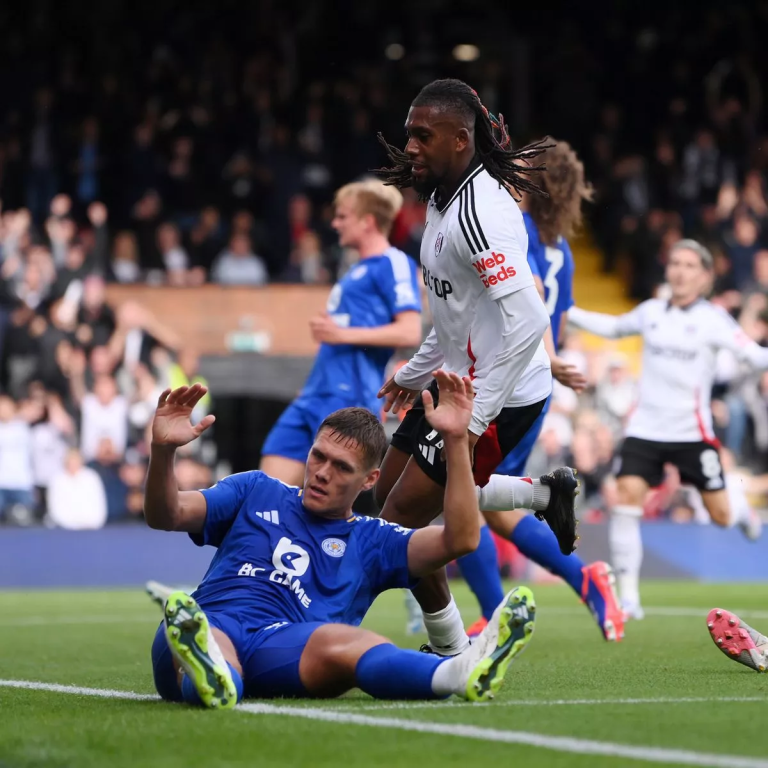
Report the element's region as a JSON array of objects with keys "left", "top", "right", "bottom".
[
  {"left": 569, "top": 239, "right": 768, "bottom": 619},
  {"left": 369, "top": 78, "right": 579, "bottom": 657}
]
